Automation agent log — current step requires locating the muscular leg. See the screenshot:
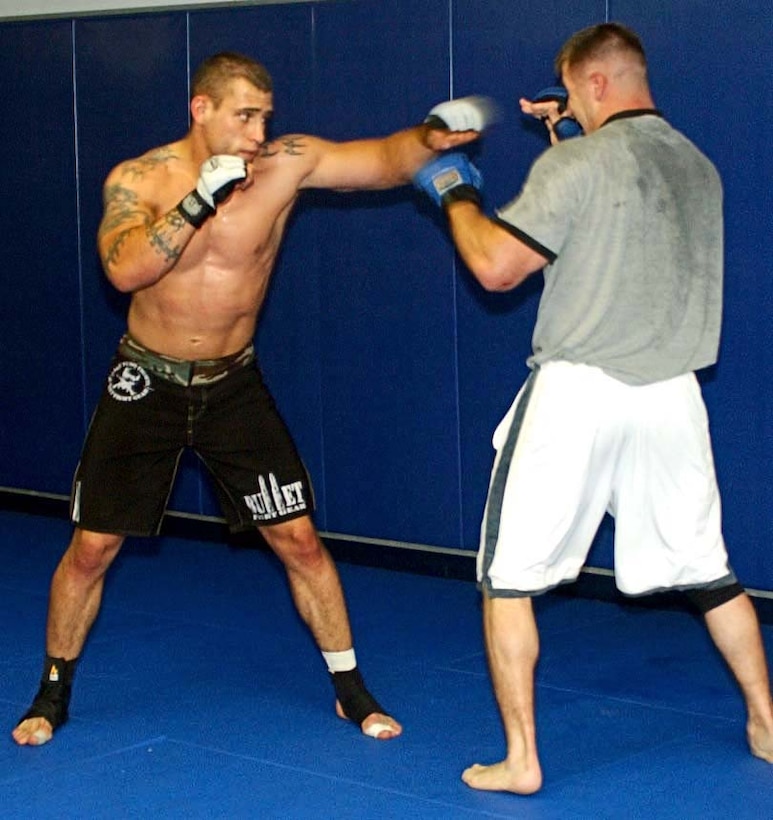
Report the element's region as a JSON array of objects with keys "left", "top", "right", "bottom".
[
  {"left": 12, "top": 528, "right": 124, "bottom": 746},
  {"left": 259, "top": 515, "right": 401, "bottom": 740},
  {"left": 462, "top": 593, "right": 543, "bottom": 794},
  {"left": 702, "top": 593, "right": 773, "bottom": 762}
]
